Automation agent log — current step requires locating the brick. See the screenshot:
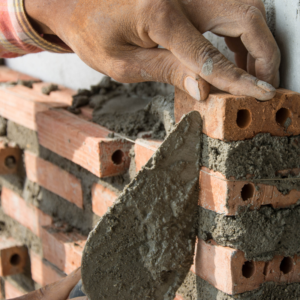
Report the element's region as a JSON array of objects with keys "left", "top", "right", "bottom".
[
  {"left": 135, "top": 139, "right": 162, "bottom": 172},
  {"left": 41, "top": 225, "right": 86, "bottom": 274},
  {"left": 195, "top": 239, "right": 300, "bottom": 295},
  {"left": 0, "top": 236, "right": 28, "bottom": 277},
  {"left": 0, "top": 66, "right": 40, "bottom": 82},
  {"left": 37, "top": 109, "right": 132, "bottom": 177},
  {"left": 30, "top": 251, "right": 65, "bottom": 286},
  {"left": 32, "top": 82, "right": 75, "bottom": 105},
  {"left": 0, "top": 139, "right": 21, "bottom": 175},
  {"left": 1, "top": 187, "right": 53, "bottom": 237},
  {"left": 92, "top": 183, "right": 119, "bottom": 217},
  {"left": 175, "top": 88, "right": 300, "bottom": 141},
  {"left": 174, "top": 294, "right": 185, "bottom": 300},
  {"left": 4, "top": 280, "right": 25, "bottom": 298},
  {"left": 24, "top": 151, "right": 83, "bottom": 209},
  {"left": 79, "top": 106, "right": 93, "bottom": 121},
  {"left": 199, "top": 167, "right": 300, "bottom": 215},
  {"left": 0, "top": 85, "right": 66, "bottom": 131}
]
